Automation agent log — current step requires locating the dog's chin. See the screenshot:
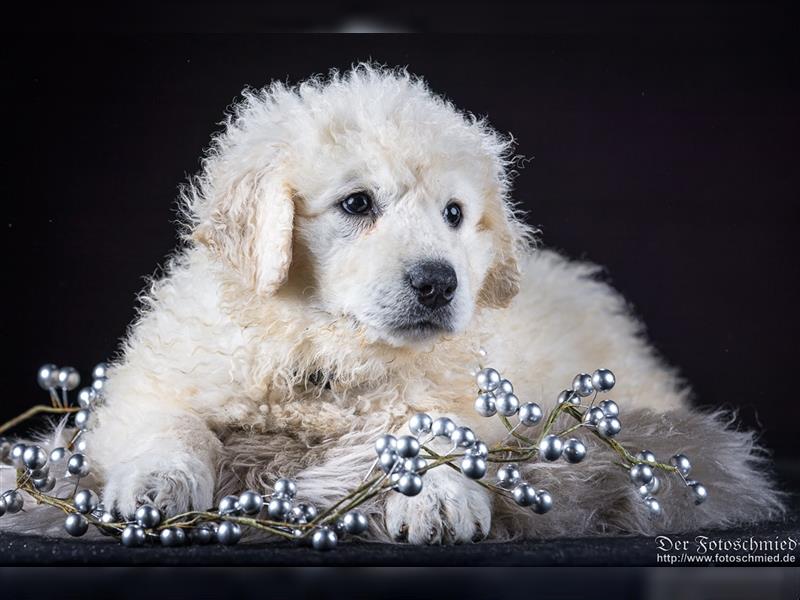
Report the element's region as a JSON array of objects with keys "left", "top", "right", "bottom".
[
  {"left": 346, "top": 304, "right": 466, "bottom": 348},
  {"left": 391, "top": 320, "right": 451, "bottom": 340},
  {"left": 370, "top": 318, "right": 458, "bottom": 348}
]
